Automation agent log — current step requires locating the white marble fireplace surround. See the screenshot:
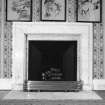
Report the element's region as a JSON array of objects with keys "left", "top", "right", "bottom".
[{"left": 12, "top": 22, "right": 93, "bottom": 90}]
